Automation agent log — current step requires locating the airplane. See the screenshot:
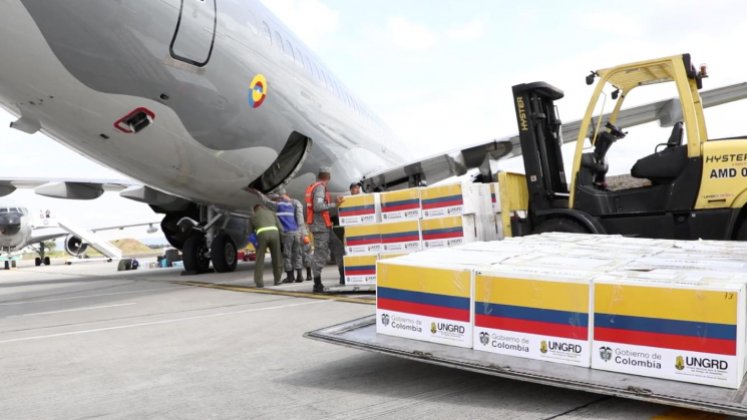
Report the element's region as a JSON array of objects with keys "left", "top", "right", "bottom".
[
  {"left": 0, "top": 202, "right": 160, "bottom": 270},
  {"left": 0, "top": 1, "right": 745, "bottom": 275}
]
